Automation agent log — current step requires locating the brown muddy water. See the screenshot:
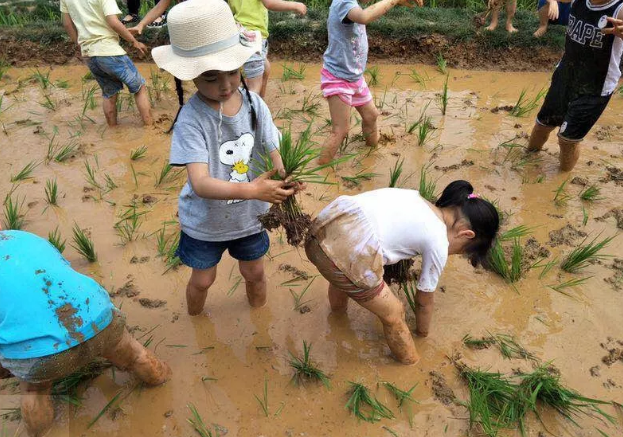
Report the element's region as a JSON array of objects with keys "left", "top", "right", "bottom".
[{"left": 1, "top": 63, "right": 623, "bottom": 437}]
